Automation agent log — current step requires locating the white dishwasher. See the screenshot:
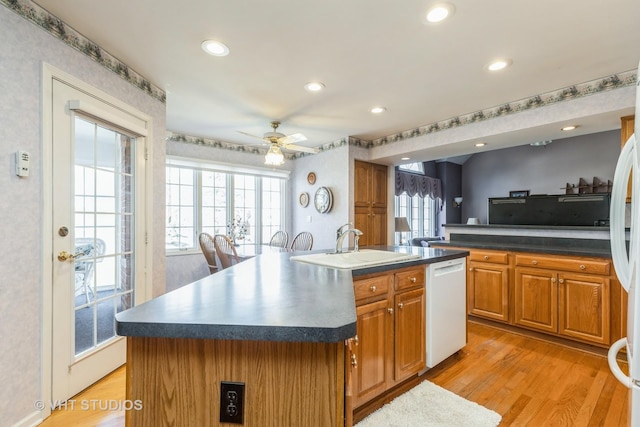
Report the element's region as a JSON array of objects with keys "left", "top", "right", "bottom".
[{"left": 424, "top": 257, "right": 467, "bottom": 369}]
